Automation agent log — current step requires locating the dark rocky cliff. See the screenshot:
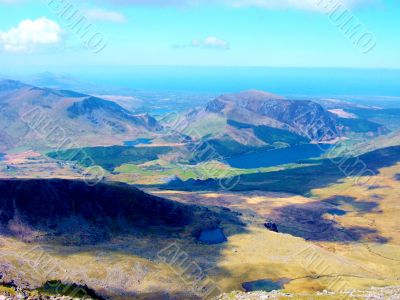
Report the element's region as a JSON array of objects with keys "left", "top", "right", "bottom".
[{"left": 0, "top": 179, "right": 219, "bottom": 244}]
